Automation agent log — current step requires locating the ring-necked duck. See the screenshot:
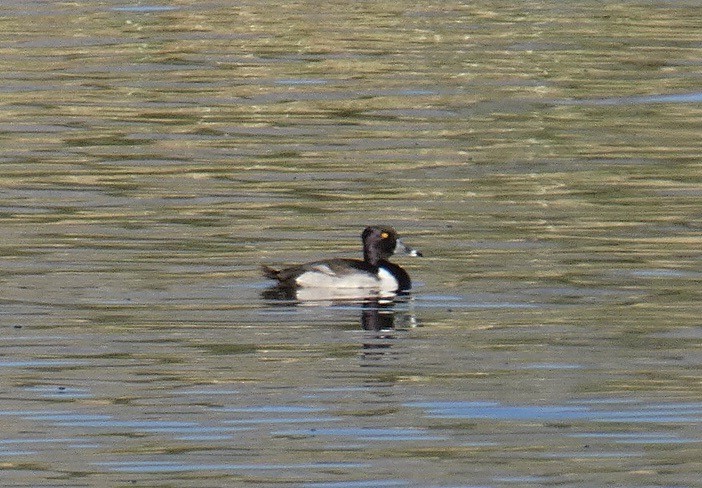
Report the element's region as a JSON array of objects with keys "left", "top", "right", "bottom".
[{"left": 262, "top": 226, "right": 422, "bottom": 292}]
